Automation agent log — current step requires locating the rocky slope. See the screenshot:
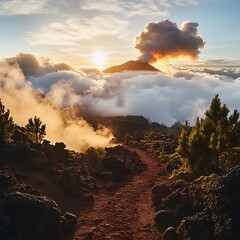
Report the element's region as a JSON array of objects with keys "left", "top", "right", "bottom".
[
  {"left": 152, "top": 166, "right": 240, "bottom": 240},
  {"left": 1, "top": 124, "right": 240, "bottom": 240},
  {"left": 0, "top": 129, "right": 145, "bottom": 240}
]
